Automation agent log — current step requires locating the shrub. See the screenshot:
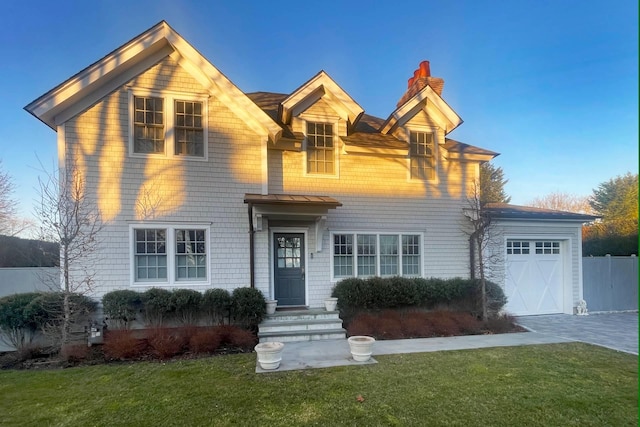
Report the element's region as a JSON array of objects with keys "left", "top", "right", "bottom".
[
  {"left": 102, "top": 290, "right": 142, "bottom": 329},
  {"left": 201, "top": 289, "right": 232, "bottom": 325},
  {"left": 483, "top": 313, "right": 519, "bottom": 334},
  {"left": 425, "top": 311, "right": 459, "bottom": 336},
  {"left": 333, "top": 276, "right": 507, "bottom": 317},
  {"left": 376, "top": 311, "right": 403, "bottom": 339},
  {"left": 141, "top": 288, "right": 174, "bottom": 327},
  {"left": 60, "top": 343, "right": 90, "bottom": 363},
  {"left": 217, "top": 325, "right": 256, "bottom": 350},
  {"left": 402, "top": 311, "right": 430, "bottom": 337},
  {"left": 147, "top": 328, "right": 187, "bottom": 359},
  {"left": 171, "top": 289, "right": 202, "bottom": 326},
  {"left": 346, "top": 313, "right": 377, "bottom": 337},
  {"left": 23, "top": 292, "right": 97, "bottom": 351},
  {"left": 0, "top": 292, "right": 42, "bottom": 350},
  {"left": 230, "top": 287, "right": 266, "bottom": 330},
  {"left": 103, "top": 329, "right": 145, "bottom": 360},
  {"left": 189, "top": 327, "right": 222, "bottom": 354}
]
